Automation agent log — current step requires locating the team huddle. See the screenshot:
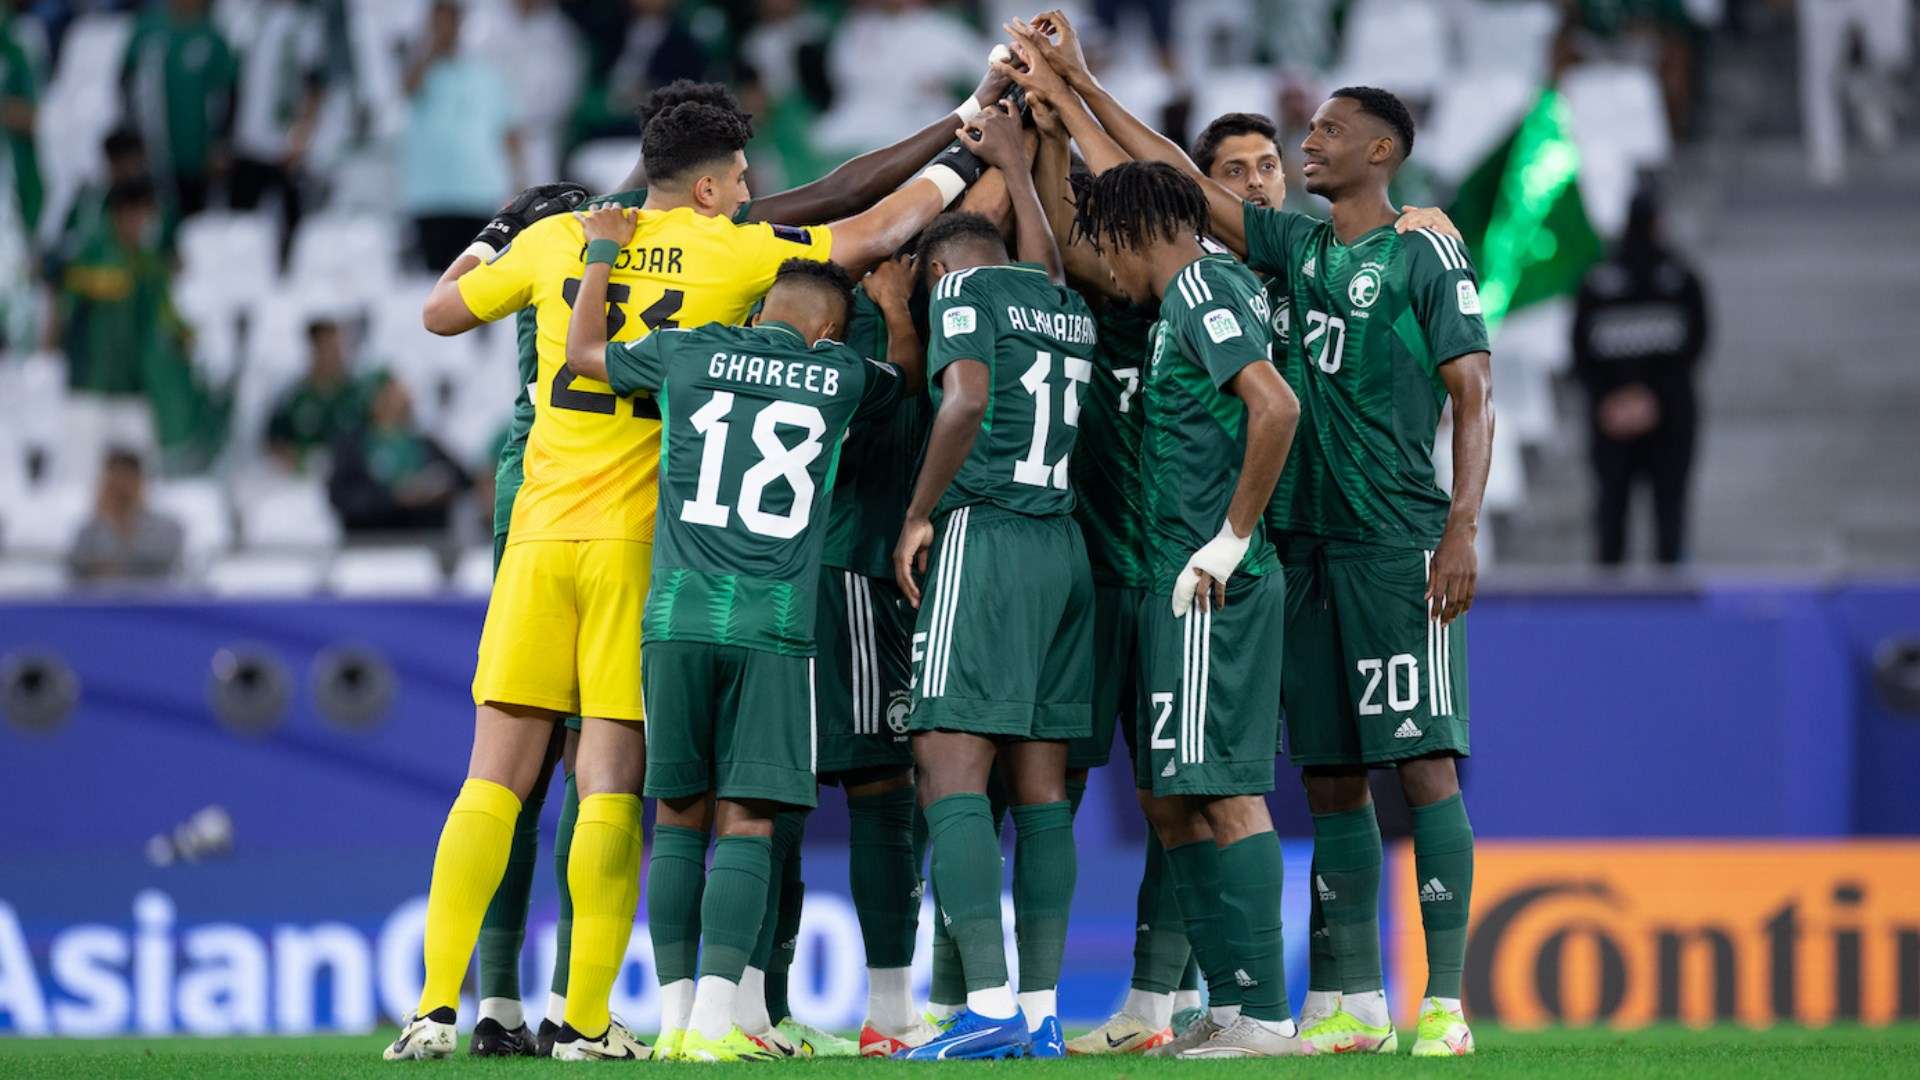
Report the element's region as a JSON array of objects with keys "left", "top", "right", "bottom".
[{"left": 385, "top": 9, "right": 1493, "bottom": 1065}]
